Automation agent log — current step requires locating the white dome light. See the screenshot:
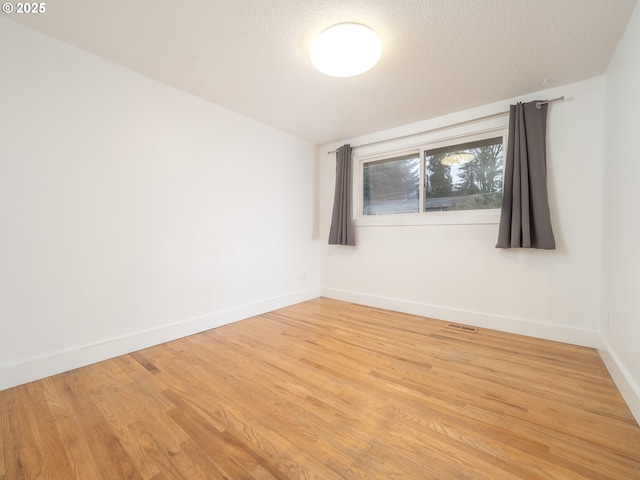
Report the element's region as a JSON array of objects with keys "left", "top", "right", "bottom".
[{"left": 311, "top": 23, "right": 382, "bottom": 77}]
